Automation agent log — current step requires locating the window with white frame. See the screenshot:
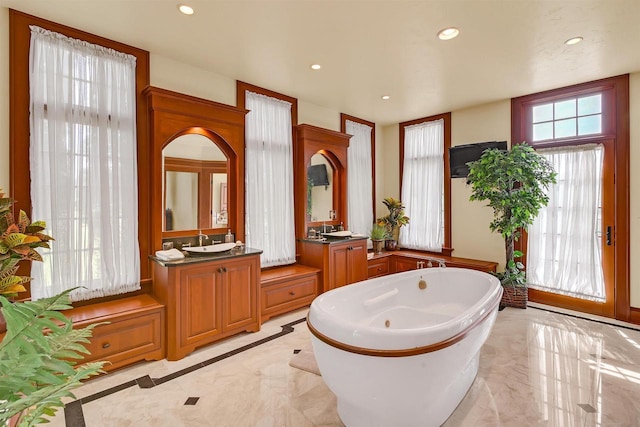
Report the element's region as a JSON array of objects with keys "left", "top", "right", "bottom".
[{"left": 29, "top": 26, "right": 140, "bottom": 301}]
